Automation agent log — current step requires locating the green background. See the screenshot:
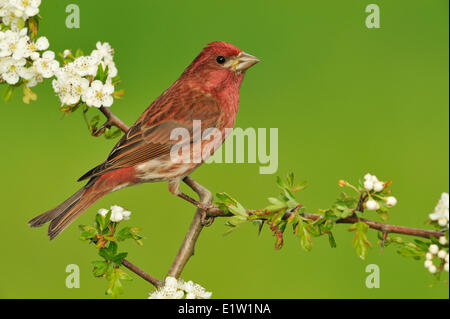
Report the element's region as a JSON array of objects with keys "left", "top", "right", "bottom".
[{"left": 0, "top": 0, "right": 448, "bottom": 299}]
